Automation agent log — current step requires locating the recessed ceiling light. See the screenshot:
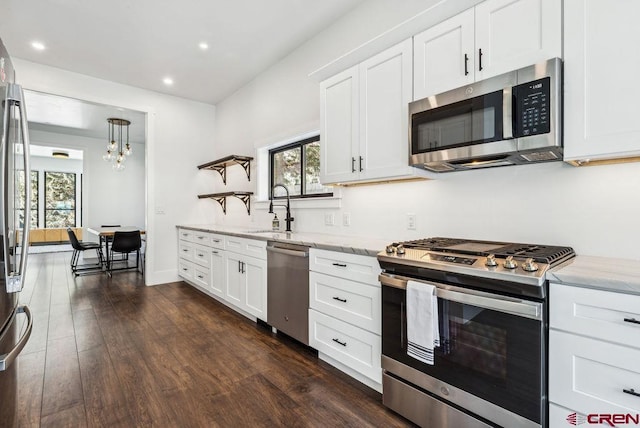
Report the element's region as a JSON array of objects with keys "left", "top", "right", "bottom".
[
  {"left": 31, "top": 41, "right": 46, "bottom": 51},
  {"left": 198, "top": 42, "right": 209, "bottom": 50},
  {"left": 163, "top": 77, "right": 174, "bottom": 86}
]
